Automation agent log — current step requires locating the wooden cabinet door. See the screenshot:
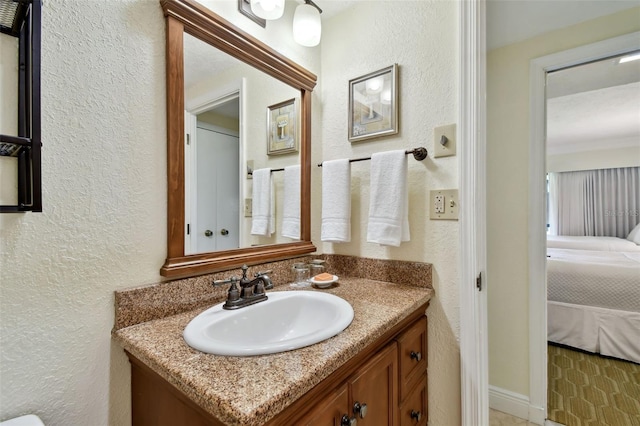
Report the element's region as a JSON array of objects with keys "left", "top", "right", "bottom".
[
  {"left": 349, "top": 343, "right": 398, "bottom": 426},
  {"left": 399, "top": 374, "right": 427, "bottom": 426},
  {"left": 303, "top": 383, "right": 350, "bottom": 426}
]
